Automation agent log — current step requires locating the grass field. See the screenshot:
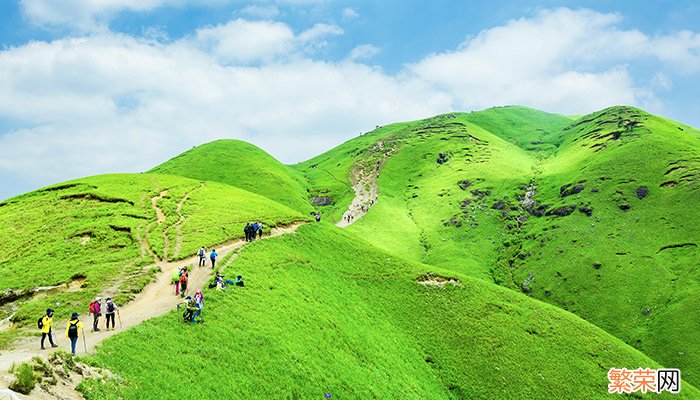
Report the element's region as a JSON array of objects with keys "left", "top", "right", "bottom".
[{"left": 81, "top": 223, "right": 699, "bottom": 399}]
